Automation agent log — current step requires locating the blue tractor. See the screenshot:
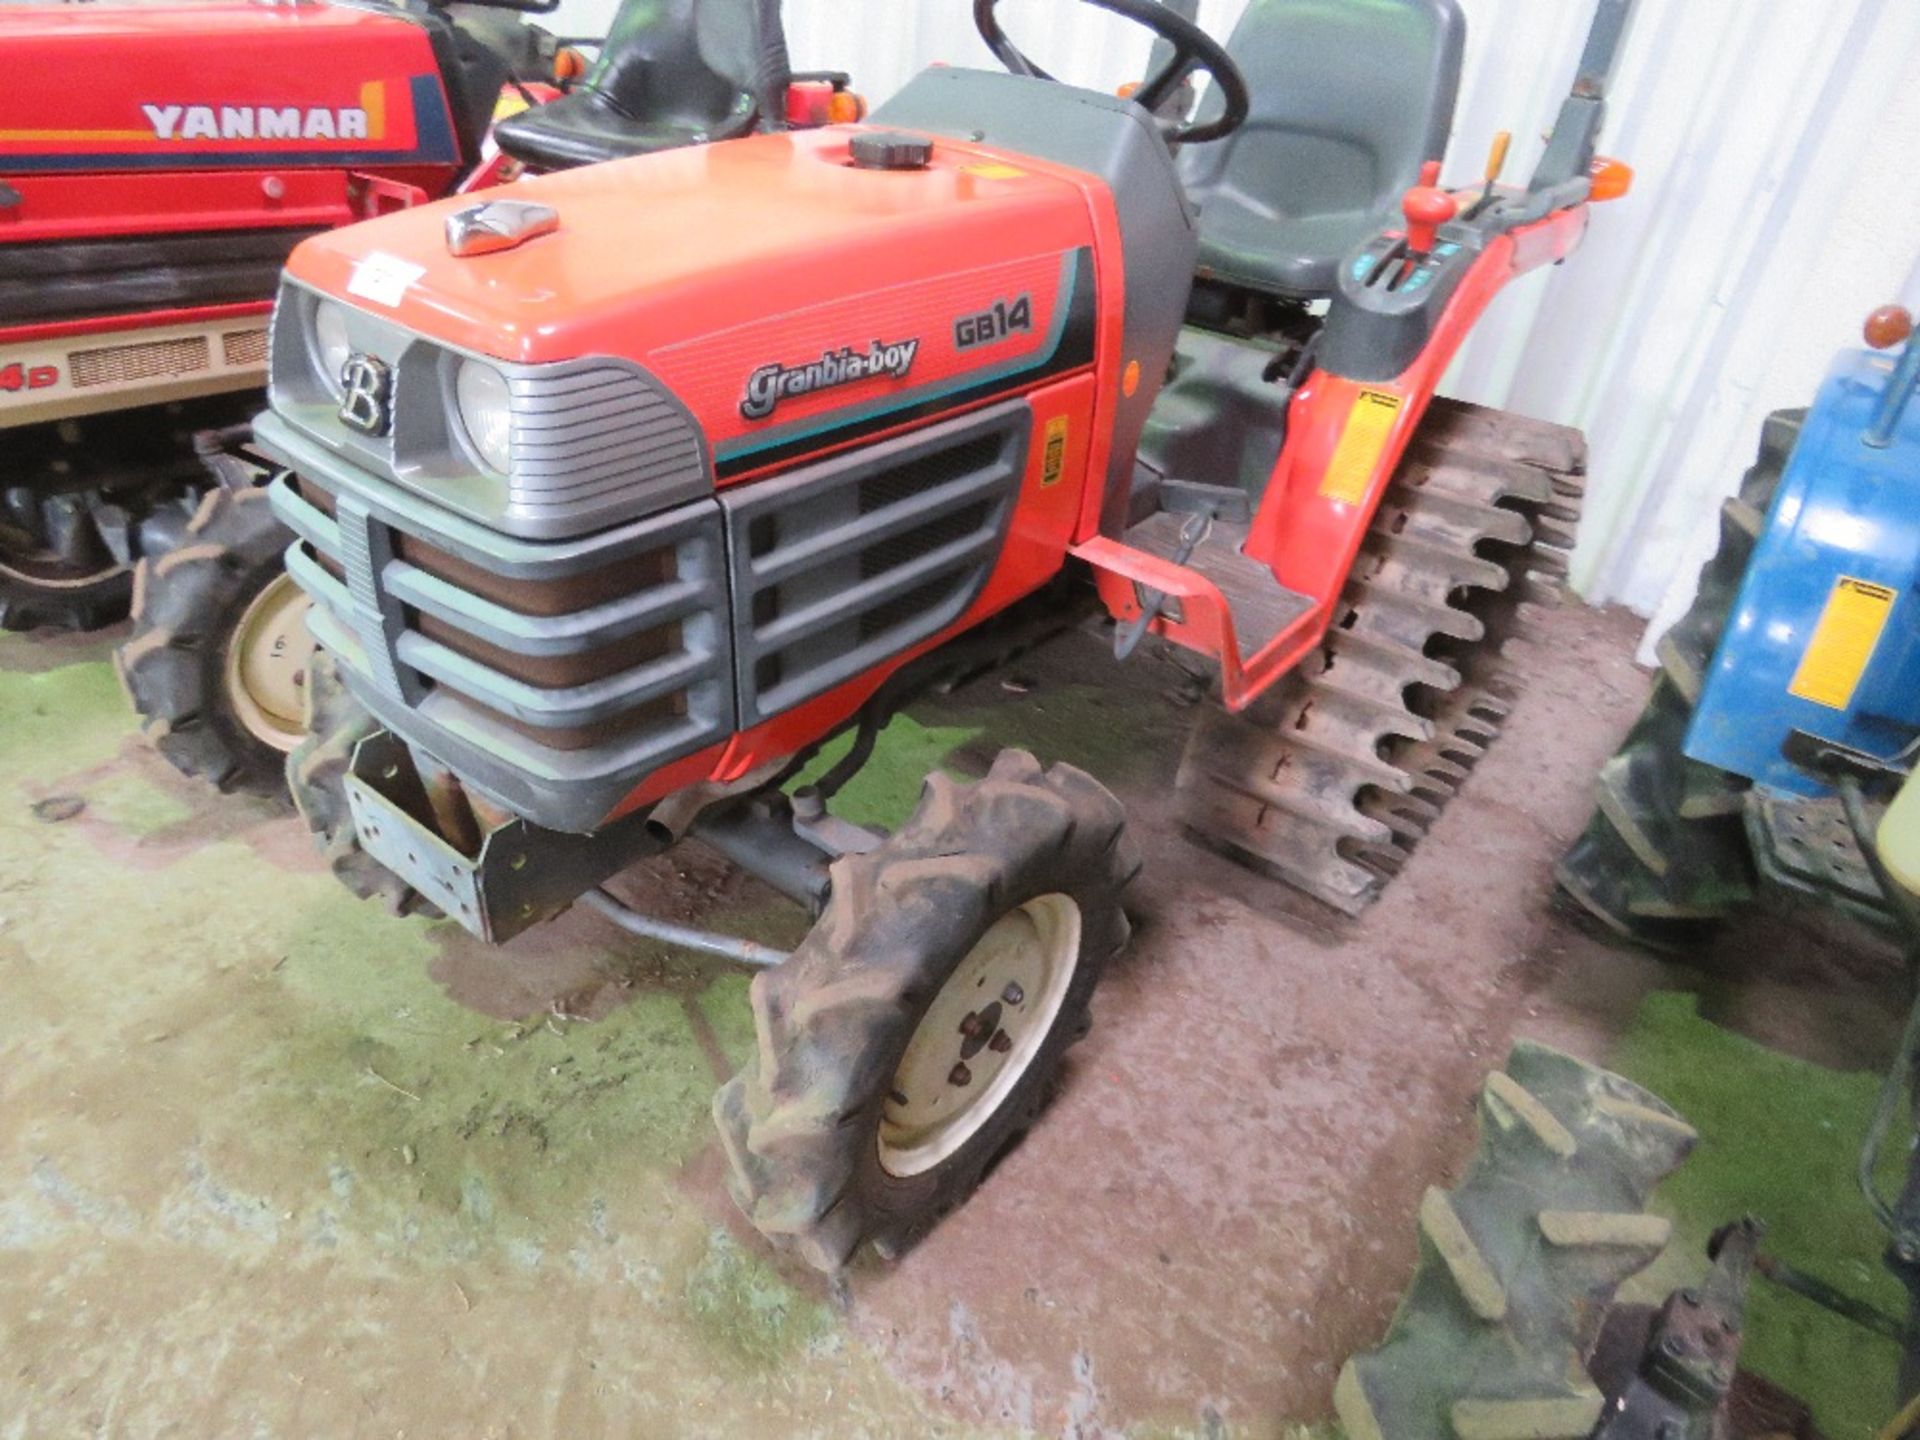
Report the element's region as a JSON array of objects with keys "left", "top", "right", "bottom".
[
  {"left": 1556, "top": 298, "right": 1920, "bottom": 1424},
  {"left": 1558, "top": 300, "right": 1920, "bottom": 947}
]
